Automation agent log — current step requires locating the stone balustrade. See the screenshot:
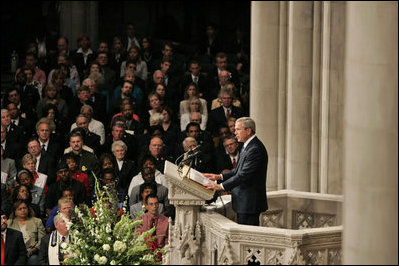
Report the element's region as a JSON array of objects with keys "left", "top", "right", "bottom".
[{"left": 164, "top": 190, "right": 343, "bottom": 265}]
